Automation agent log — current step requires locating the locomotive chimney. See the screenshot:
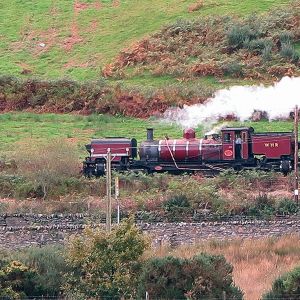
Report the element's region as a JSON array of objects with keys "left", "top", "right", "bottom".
[{"left": 147, "top": 128, "right": 154, "bottom": 141}]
